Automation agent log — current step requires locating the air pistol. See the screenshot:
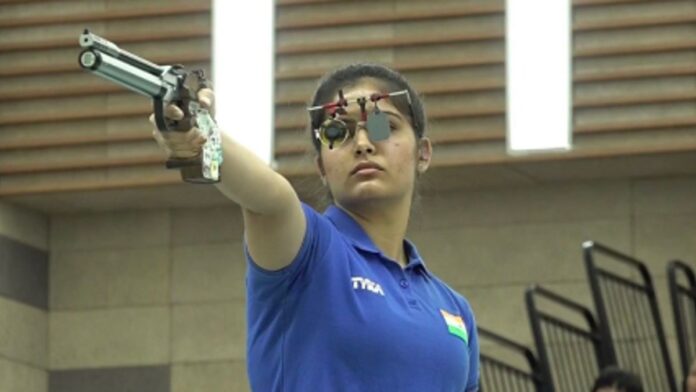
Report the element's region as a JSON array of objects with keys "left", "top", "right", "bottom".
[{"left": 78, "top": 29, "right": 222, "bottom": 184}]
